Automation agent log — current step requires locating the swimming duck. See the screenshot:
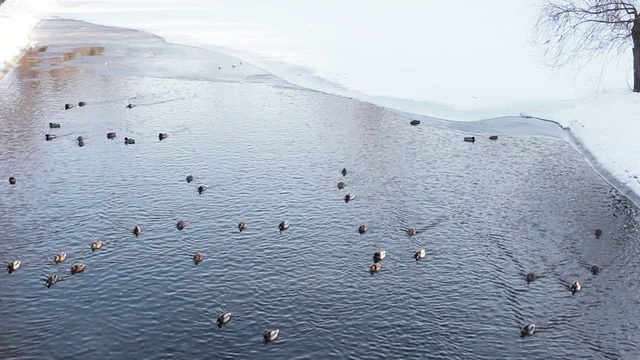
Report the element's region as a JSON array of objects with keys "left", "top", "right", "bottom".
[
  {"left": 341, "top": 168, "right": 347, "bottom": 176},
  {"left": 197, "top": 185, "right": 206, "bottom": 194},
  {"left": 279, "top": 221, "right": 290, "bottom": 231},
  {"left": 263, "top": 329, "right": 279, "bottom": 342},
  {"left": 45, "top": 274, "right": 61, "bottom": 288},
  {"left": 217, "top": 312, "right": 231, "bottom": 327},
  {"left": 159, "top": 133, "right": 168, "bottom": 141},
  {"left": 373, "top": 251, "right": 386, "bottom": 263},
  {"left": 370, "top": 263, "right": 382, "bottom": 274},
  {"left": 414, "top": 249, "right": 426, "bottom": 261},
  {"left": 232, "top": 64, "right": 236, "bottom": 68},
  {"left": 238, "top": 222, "right": 248, "bottom": 232},
  {"left": 407, "top": 227, "right": 417, "bottom": 236},
  {"left": 124, "top": 137, "right": 135, "bottom": 145},
  {"left": 570, "top": 280, "right": 581, "bottom": 295},
  {"left": 49, "top": 122, "right": 61, "bottom": 128},
  {"left": 54, "top": 252, "right": 67, "bottom": 264},
  {"left": 358, "top": 224, "right": 368, "bottom": 234},
  {"left": 193, "top": 252, "right": 205, "bottom": 265},
  {"left": 7, "top": 260, "right": 20, "bottom": 274},
  {"left": 594, "top": 229, "right": 602, "bottom": 239},
  {"left": 176, "top": 220, "right": 186, "bottom": 230},
  {"left": 78, "top": 101, "right": 86, "bottom": 107},
  {"left": 64, "top": 103, "right": 73, "bottom": 110},
  {"left": 70, "top": 263, "right": 85, "bottom": 274},
  {"left": 91, "top": 241, "right": 103, "bottom": 251},
  {"left": 126, "top": 104, "right": 136, "bottom": 109},
  {"left": 520, "top": 323, "right": 535, "bottom": 337},
  {"left": 45, "top": 134, "right": 56, "bottom": 141},
  {"left": 410, "top": 120, "right": 420, "bottom": 125},
  {"left": 132, "top": 225, "right": 142, "bottom": 237},
  {"left": 107, "top": 132, "right": 116, "bottom": 139},
  {"left": 590, "top": 265, "right": 600, "bottom": 275},
  {"left": 525, "top": 272, "right": 538, "bottom": 284},
  {"left": 464, "top": 136, "right": 475, "bottom": 142},
  {"left": 186, "top": 175, "right": 194, "bottom": 183},
  {"left": 337, "top": 181, "right": 346, "bottom": 190},
  {"left": 77, "top": 136, "right": 83, "bottom": 142},
  {"left": 489, "top": 135, "right": 498, "bottom": 140},
  {"left": 8, "top": 176, "right": 16, "bottom": 185},
  {"left": 77, "top": 137, "right": 84, "bottom": 147},
  {"left": 344, "top": 193, "right": 355, "bottom": 203},
  {"left": 218, "top": 66, "right": 222, "bottom": 70}
]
